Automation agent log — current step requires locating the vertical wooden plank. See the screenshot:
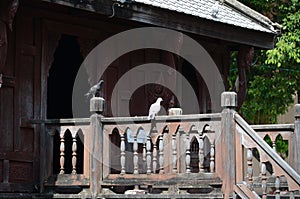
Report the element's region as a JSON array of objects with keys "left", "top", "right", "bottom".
[
  {"left": 89, "top": 97, "right": 104, "bottom": 199},
  {"left": 218, "top": 92, "right": 237, "bottom": 198},
  {"left": 235, "top": 124, "right": 243, "bottom": 184},
  {"left": 291, "top": 104, "right": 300, "bottom": 173},
  {"left": 0, "top": 87, "right": 14, "bottom": 151}
]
